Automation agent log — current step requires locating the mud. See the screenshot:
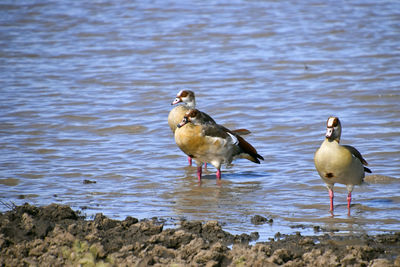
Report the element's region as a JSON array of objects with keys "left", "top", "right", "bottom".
[{"left": 1, "top": 203, "right": 399, "bottom": 266}]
